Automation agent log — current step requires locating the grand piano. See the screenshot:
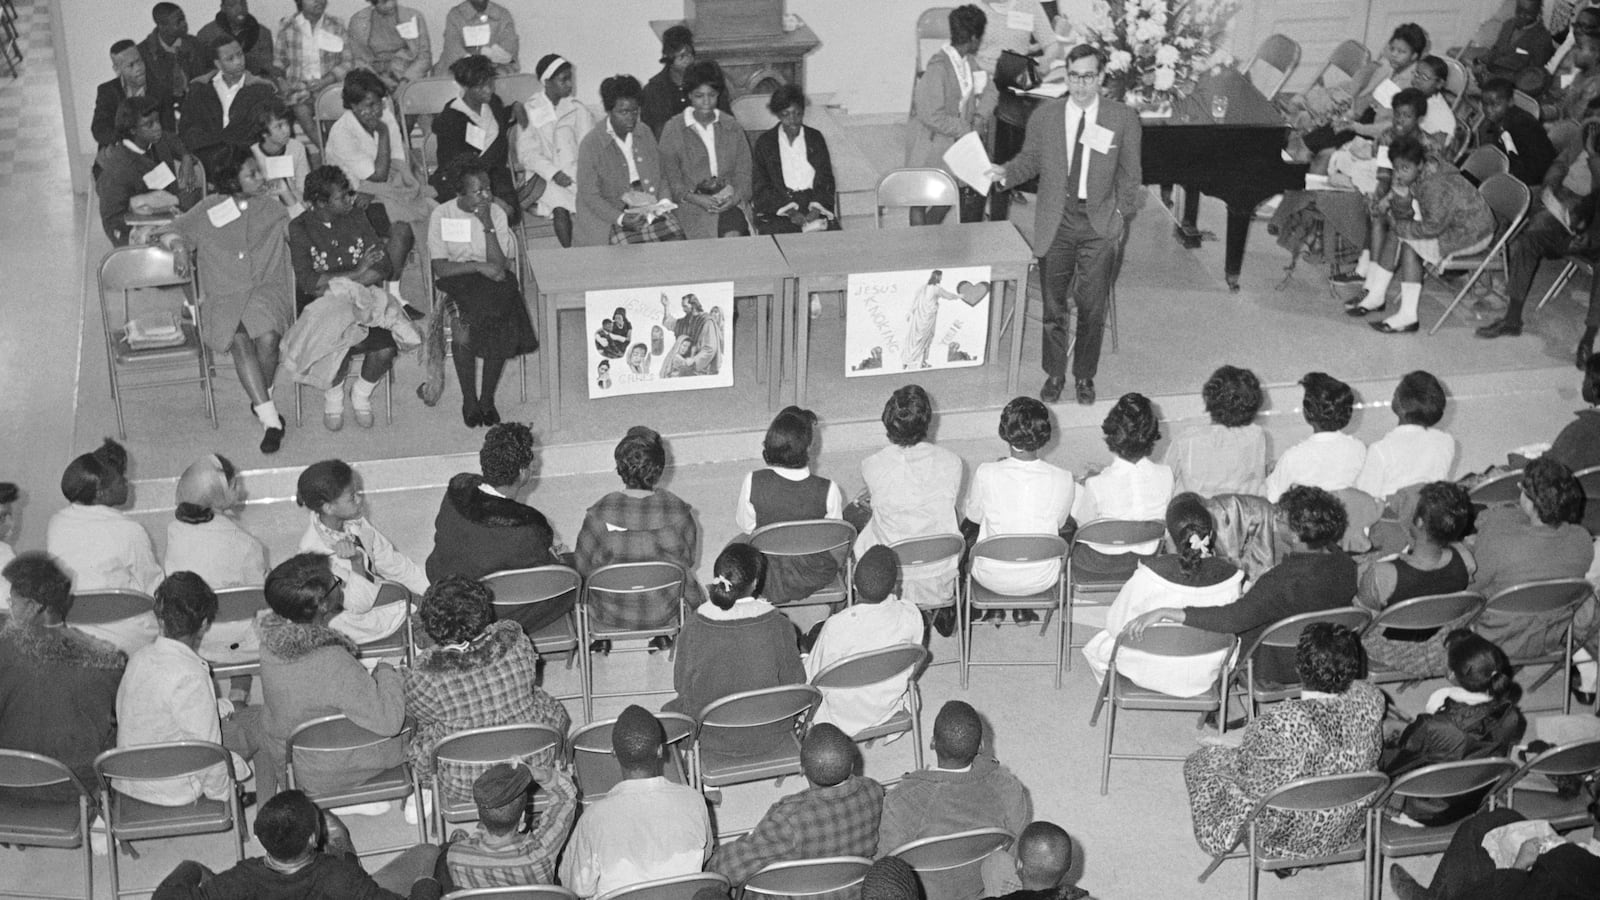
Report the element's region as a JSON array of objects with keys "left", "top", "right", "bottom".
[{"left": 998, "top": 67, "right": 1307, "bottom": 290}]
